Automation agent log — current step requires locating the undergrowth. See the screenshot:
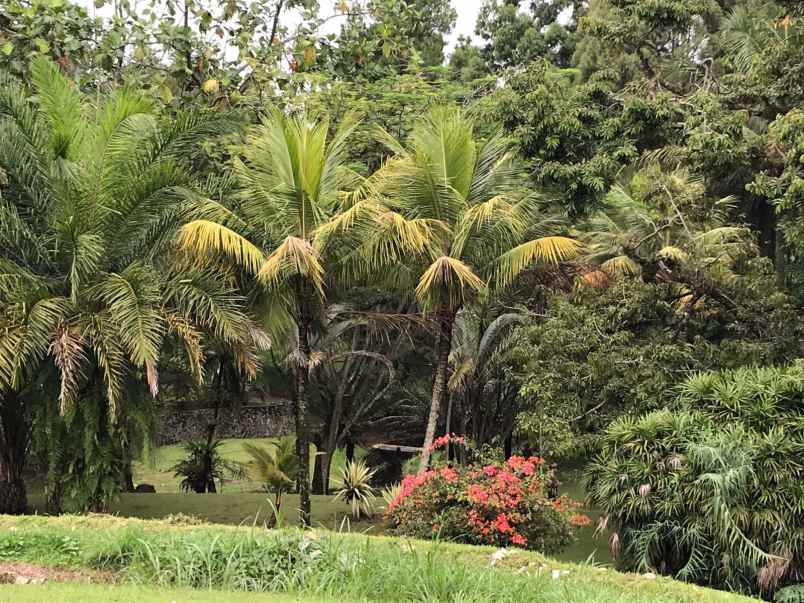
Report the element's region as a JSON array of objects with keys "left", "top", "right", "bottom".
[{"left": 0, "top": 516, "right": 755, "bottom": 603}]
